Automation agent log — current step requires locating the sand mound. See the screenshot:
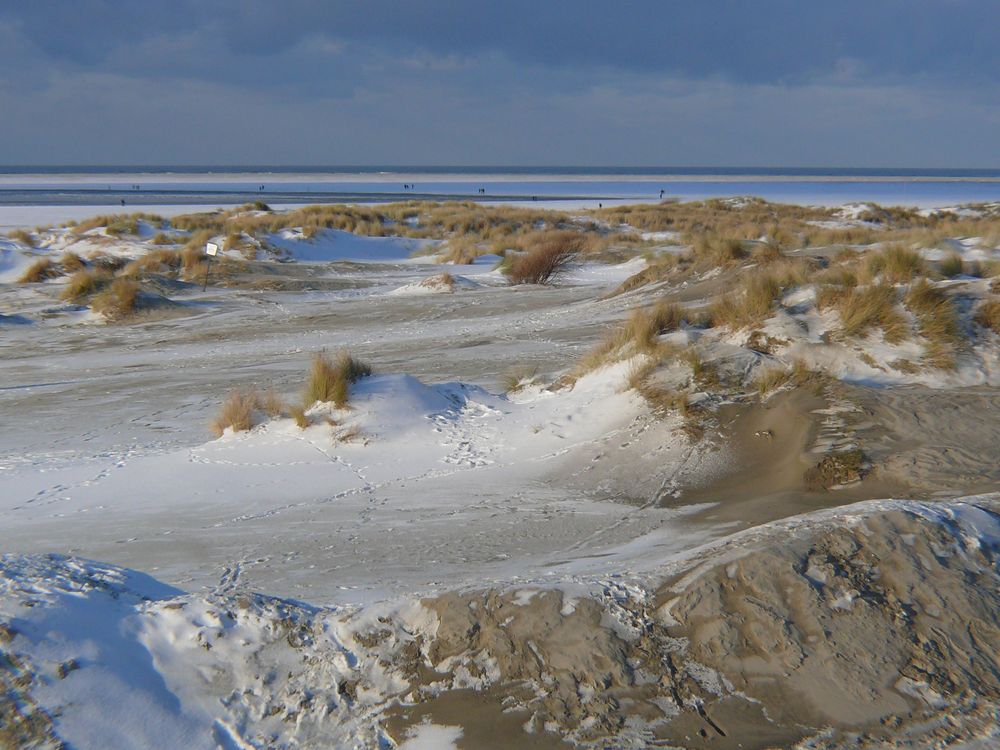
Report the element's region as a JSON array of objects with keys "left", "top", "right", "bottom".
[
  {"left": 380, "top": 499, "right": 1000, "bottom": 748},
  {"left": 2, "top": 498, "right": 998, "bottom": 749}
]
